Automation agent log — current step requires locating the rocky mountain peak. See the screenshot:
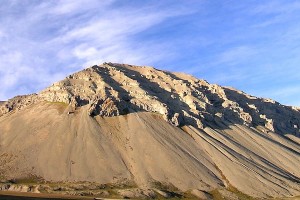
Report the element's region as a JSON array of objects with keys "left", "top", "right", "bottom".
[{"left": 1, "top": 62, "right": 300, "bottom": 136}]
